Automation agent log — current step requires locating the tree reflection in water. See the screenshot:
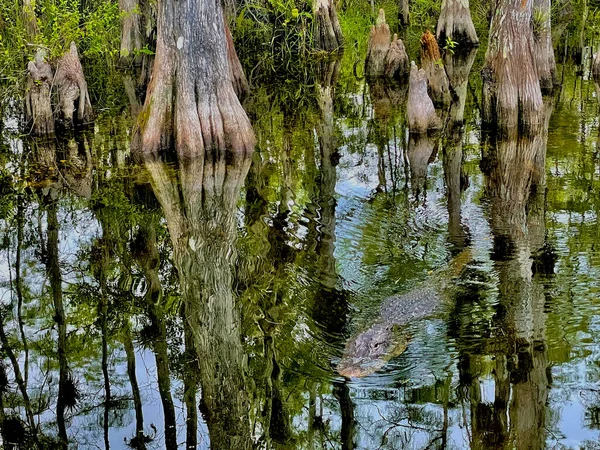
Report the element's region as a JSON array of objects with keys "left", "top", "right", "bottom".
[{"left": 1, "top": 55, "right": 600, "bottom": 450}]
